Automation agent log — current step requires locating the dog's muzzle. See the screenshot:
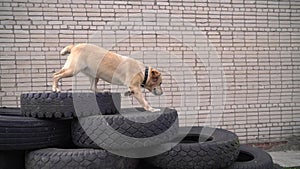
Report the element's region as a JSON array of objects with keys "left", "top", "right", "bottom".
[{"left": 153, "top": 88, "right": 163, "bottom": 96}]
